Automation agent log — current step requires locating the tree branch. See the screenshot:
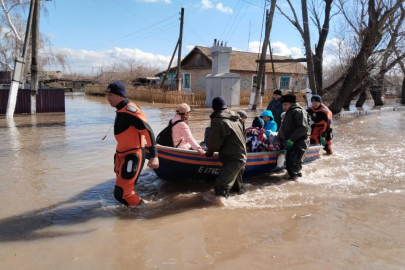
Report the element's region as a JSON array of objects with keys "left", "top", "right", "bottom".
[
  {"left": 0, "top": 0, "right": 22, "bottom": 41},
  {"left": 275, "top": 2, "right": 304, "bottom": 37},
  {"left": 309, "top": 0, "right": 322, "bottom": 34},
  {"left": 378, "top": 0, "right": 404, "bottom": 32},
  {"left": 337, "top": 0, "right": 360, "bottom": 36},
  {"left": 0, "top": 58, "right": 14, "bottom": 70},
  {"left": 7, "top": 1, "right": 30, "bottom": 13},
  {"left": 383, "top": 53, "right": 405, "bottom": 74}
]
